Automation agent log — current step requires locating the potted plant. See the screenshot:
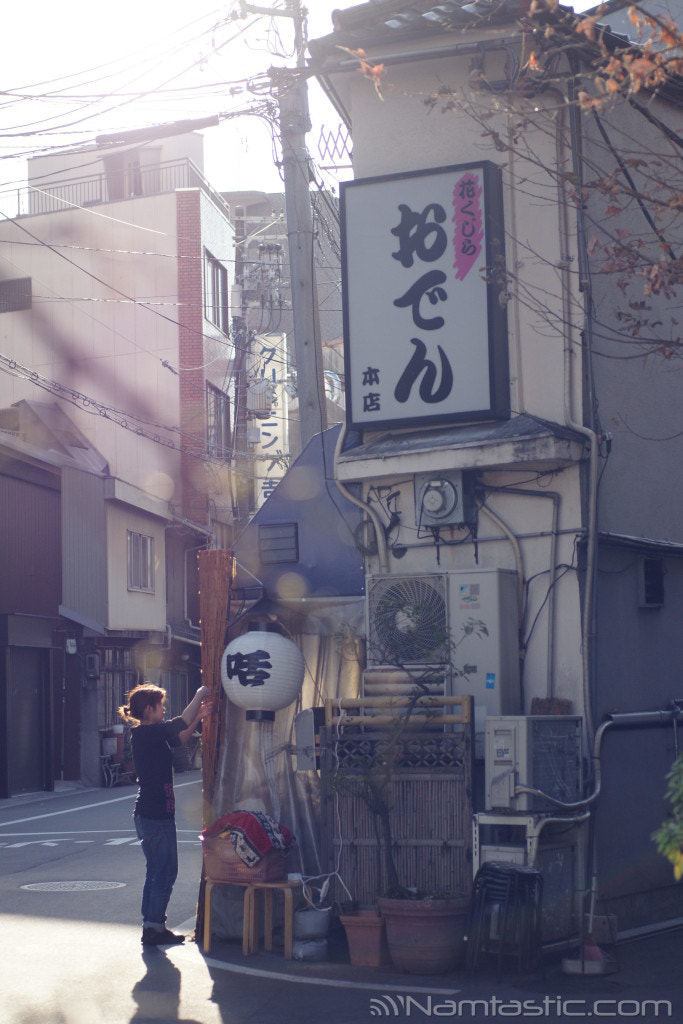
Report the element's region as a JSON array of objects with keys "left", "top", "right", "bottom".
[
  {"left": 326, "top": 616, "right": 486, "bottom": 974},
  {"left": 338, "top": 903, "right": 391, "bottom": 968}
]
